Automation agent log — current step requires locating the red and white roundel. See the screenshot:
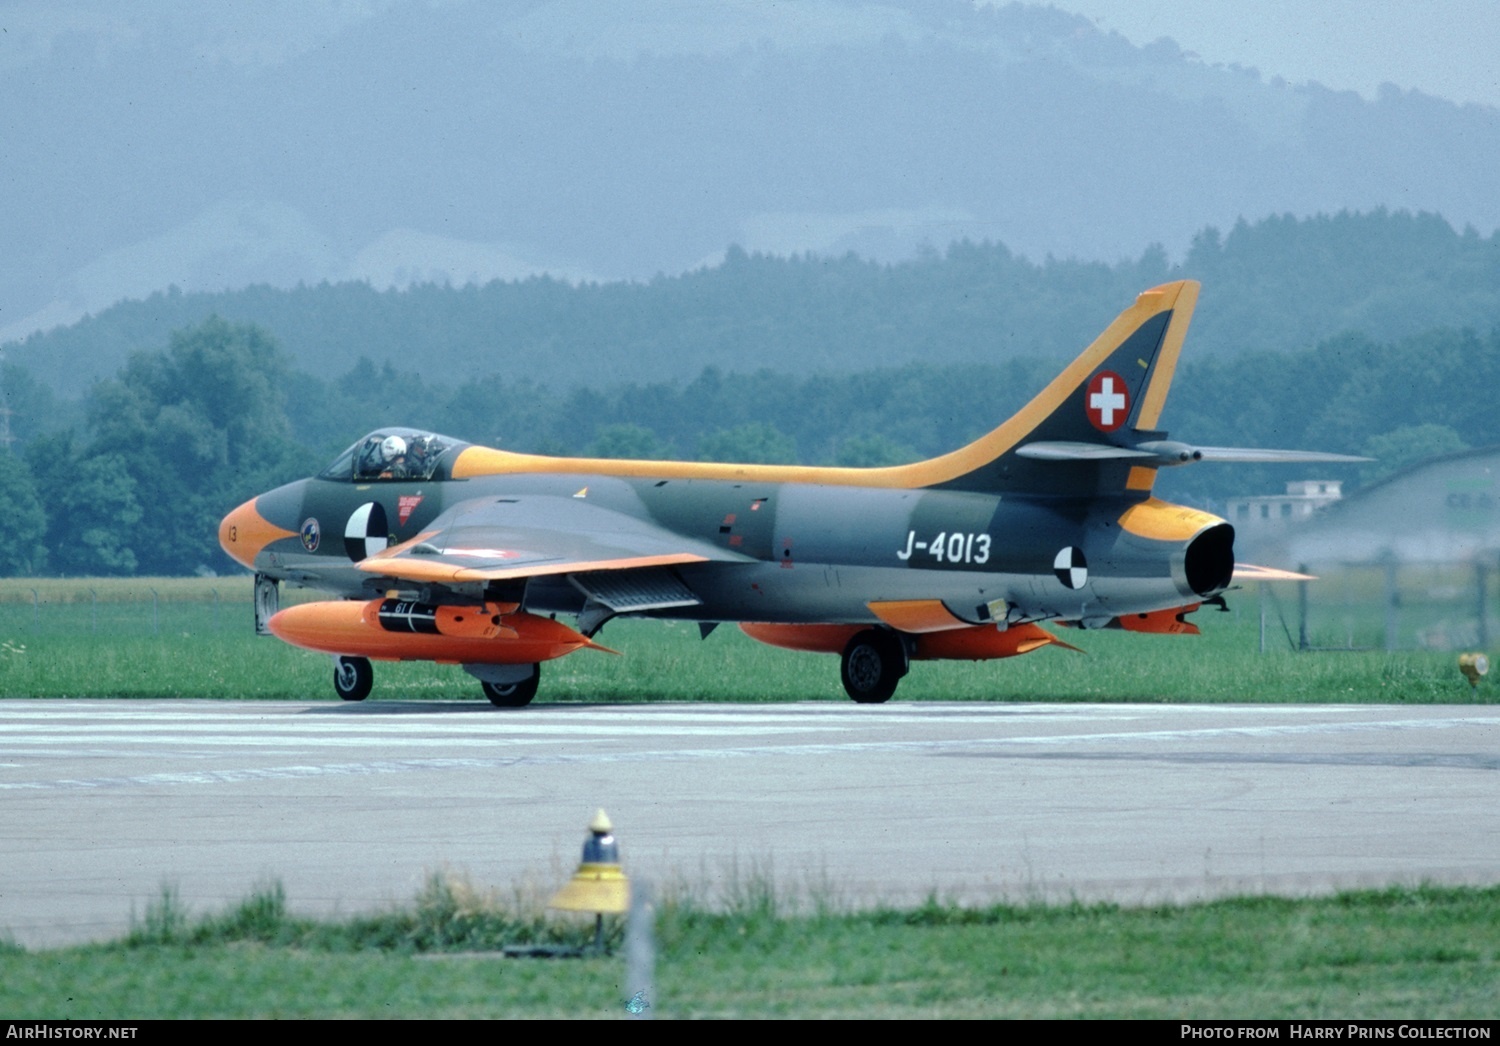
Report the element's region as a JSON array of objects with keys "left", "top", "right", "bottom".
[{"left": 1086, "top": 370, "right": 1130, "bottom": 432}]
